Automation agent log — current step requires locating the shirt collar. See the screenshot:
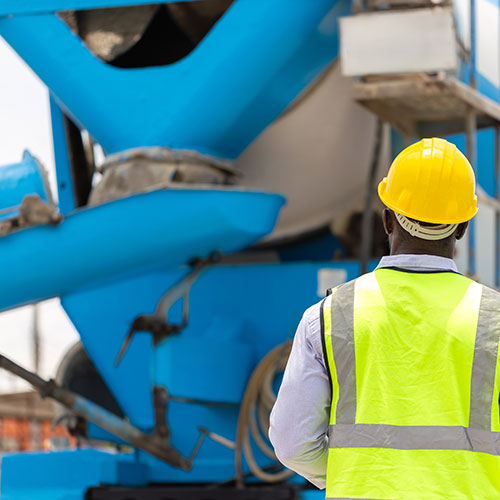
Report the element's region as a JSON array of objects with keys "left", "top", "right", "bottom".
[{"left": 375, "top": 254, "right": 458, "bottom": 273}]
